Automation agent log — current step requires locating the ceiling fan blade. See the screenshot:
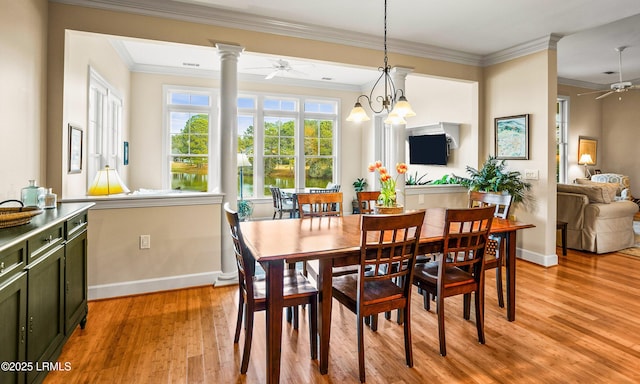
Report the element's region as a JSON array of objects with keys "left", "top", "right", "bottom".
[
  {"left": 265, "top": 70, "right": 279, "bottom": 80},
  {"left": 595, "top": 91, "right": 615, "bottom": 100},
  {"left": 577, "top": 89, "right": 608, "bottom": 96}
]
